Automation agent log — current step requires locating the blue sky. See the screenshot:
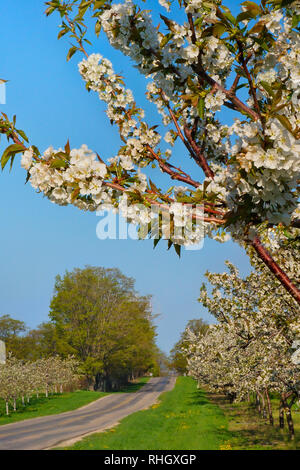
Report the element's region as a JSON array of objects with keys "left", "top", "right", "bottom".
[{"left": 0, "top": 0, "right": 250, "bottom": 353}]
